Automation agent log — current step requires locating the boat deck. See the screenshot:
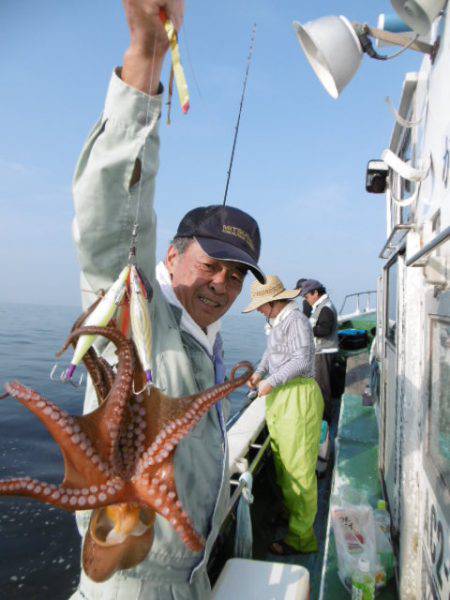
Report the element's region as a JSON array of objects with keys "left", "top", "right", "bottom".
[
  {"left": 319, "top": 355, "right": 397, "bottom": 599},
  {"left": 241, "top": 352, "right": 398, "bottom": 599}
]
